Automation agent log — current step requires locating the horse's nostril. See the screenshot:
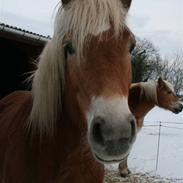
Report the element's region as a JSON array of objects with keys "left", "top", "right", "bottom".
[
  {"left": 174, "top": 108, "right": 180, "bottom": 114},
  {"left": 180, "top": 104, "right": 183, "bottom": 111},
  {"left": 174, "top": 104, "right": 183, "bottom": 113},
  {"left": 92, "top": 120, "right": 105, "bottom": 146},
  {"left": 119, "top": 137, "right": 130, "bottom": 144}
]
